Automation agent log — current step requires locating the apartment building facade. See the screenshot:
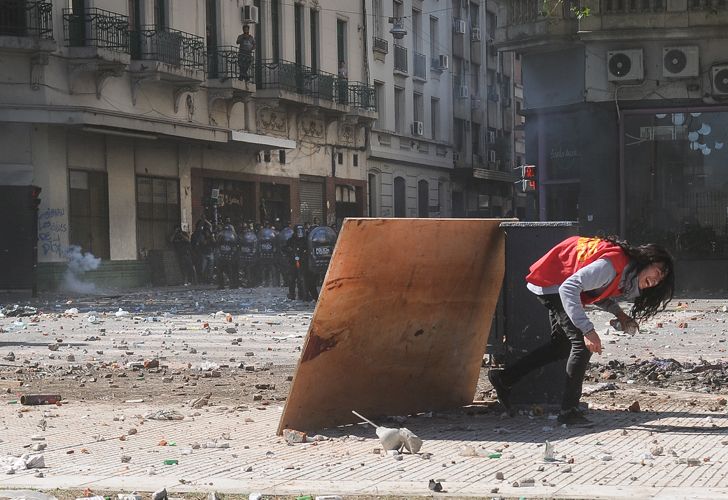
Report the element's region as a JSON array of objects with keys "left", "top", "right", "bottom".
[
  {"left": 496, "top": 0, "right": 728, "bottom": 289},
  {"left": 0, "top": 0, "right": 375, "bottom": 288},
  {"left": 365, "top": 0, "right": 522, "bottom": 219}
]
